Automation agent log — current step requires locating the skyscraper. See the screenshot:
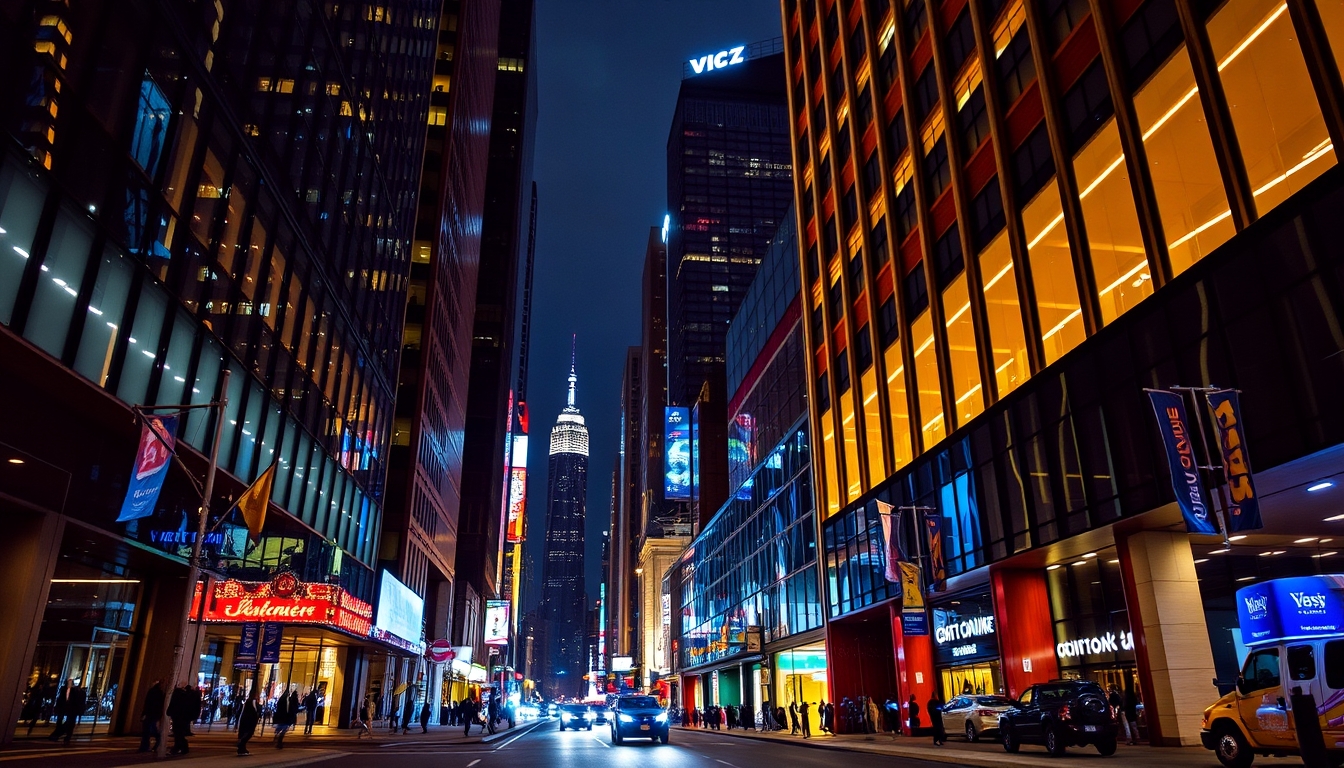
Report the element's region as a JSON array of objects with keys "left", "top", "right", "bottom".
[
  {"left": 665, "top": 45, "right": 794, "bottom": 408},
  {"left": 540, "top": 346, "right": 589, "bottom": 697}
]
